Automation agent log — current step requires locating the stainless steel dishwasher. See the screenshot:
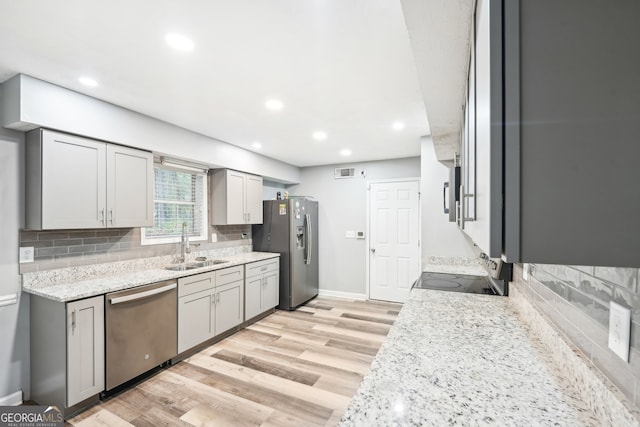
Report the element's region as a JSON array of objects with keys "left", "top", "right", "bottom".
[{"left": 105, "top": 280, "right": 177, "bottom": 391}]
